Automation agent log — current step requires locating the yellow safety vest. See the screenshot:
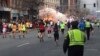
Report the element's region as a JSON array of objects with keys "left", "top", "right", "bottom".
[
  {"left": 85, "top": 21, "right": 90, "bottom": 28},
  {"left": 68, "top": 29, "right": 85, "bottom": 46},
  {"left": 60, "top": 23, "right": 65, "bottom": 29}
]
